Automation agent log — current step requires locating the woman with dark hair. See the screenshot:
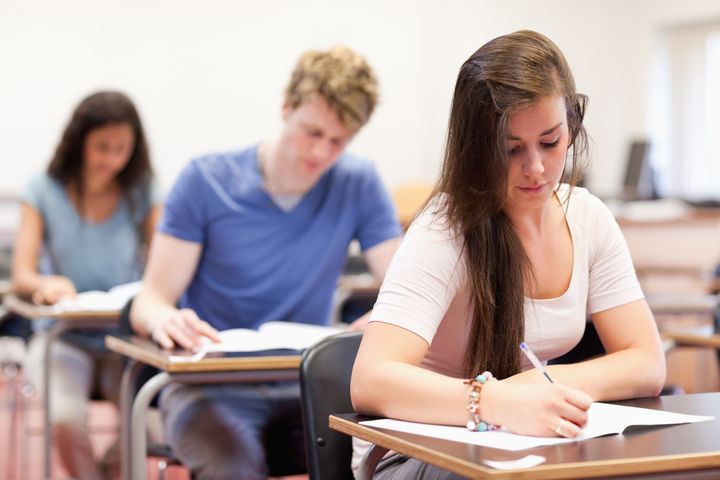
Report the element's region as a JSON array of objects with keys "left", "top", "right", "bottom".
[
  {"left": 351, "top": 30, "right": 665, "bottom": 478},
  {"left": 11, "top": 91, "right": 161, "bottom": 479}
]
